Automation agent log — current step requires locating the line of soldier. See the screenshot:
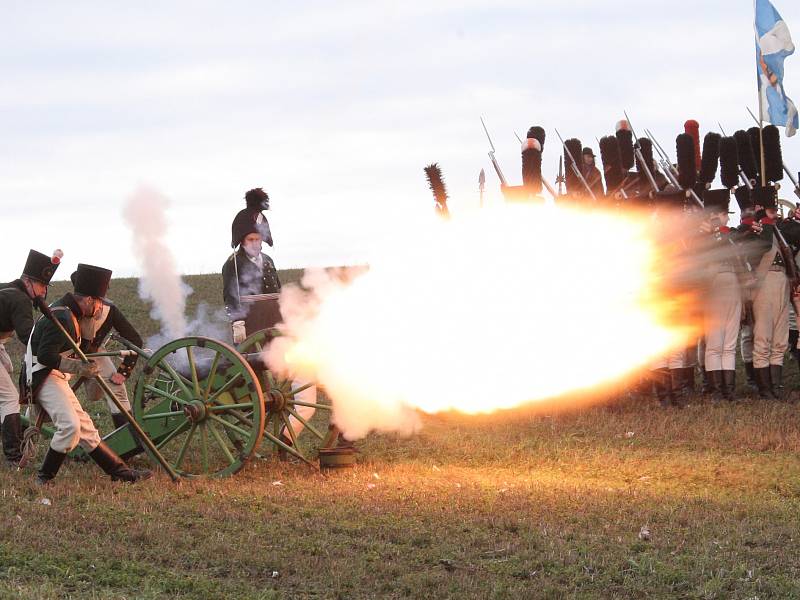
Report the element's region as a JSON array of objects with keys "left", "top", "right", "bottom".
[
  {"left": 0, "top": 253, "right": 150, "bottom": 483},
  {"left": 491, "top": 118, "right": 800, "bottom": 406}
]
